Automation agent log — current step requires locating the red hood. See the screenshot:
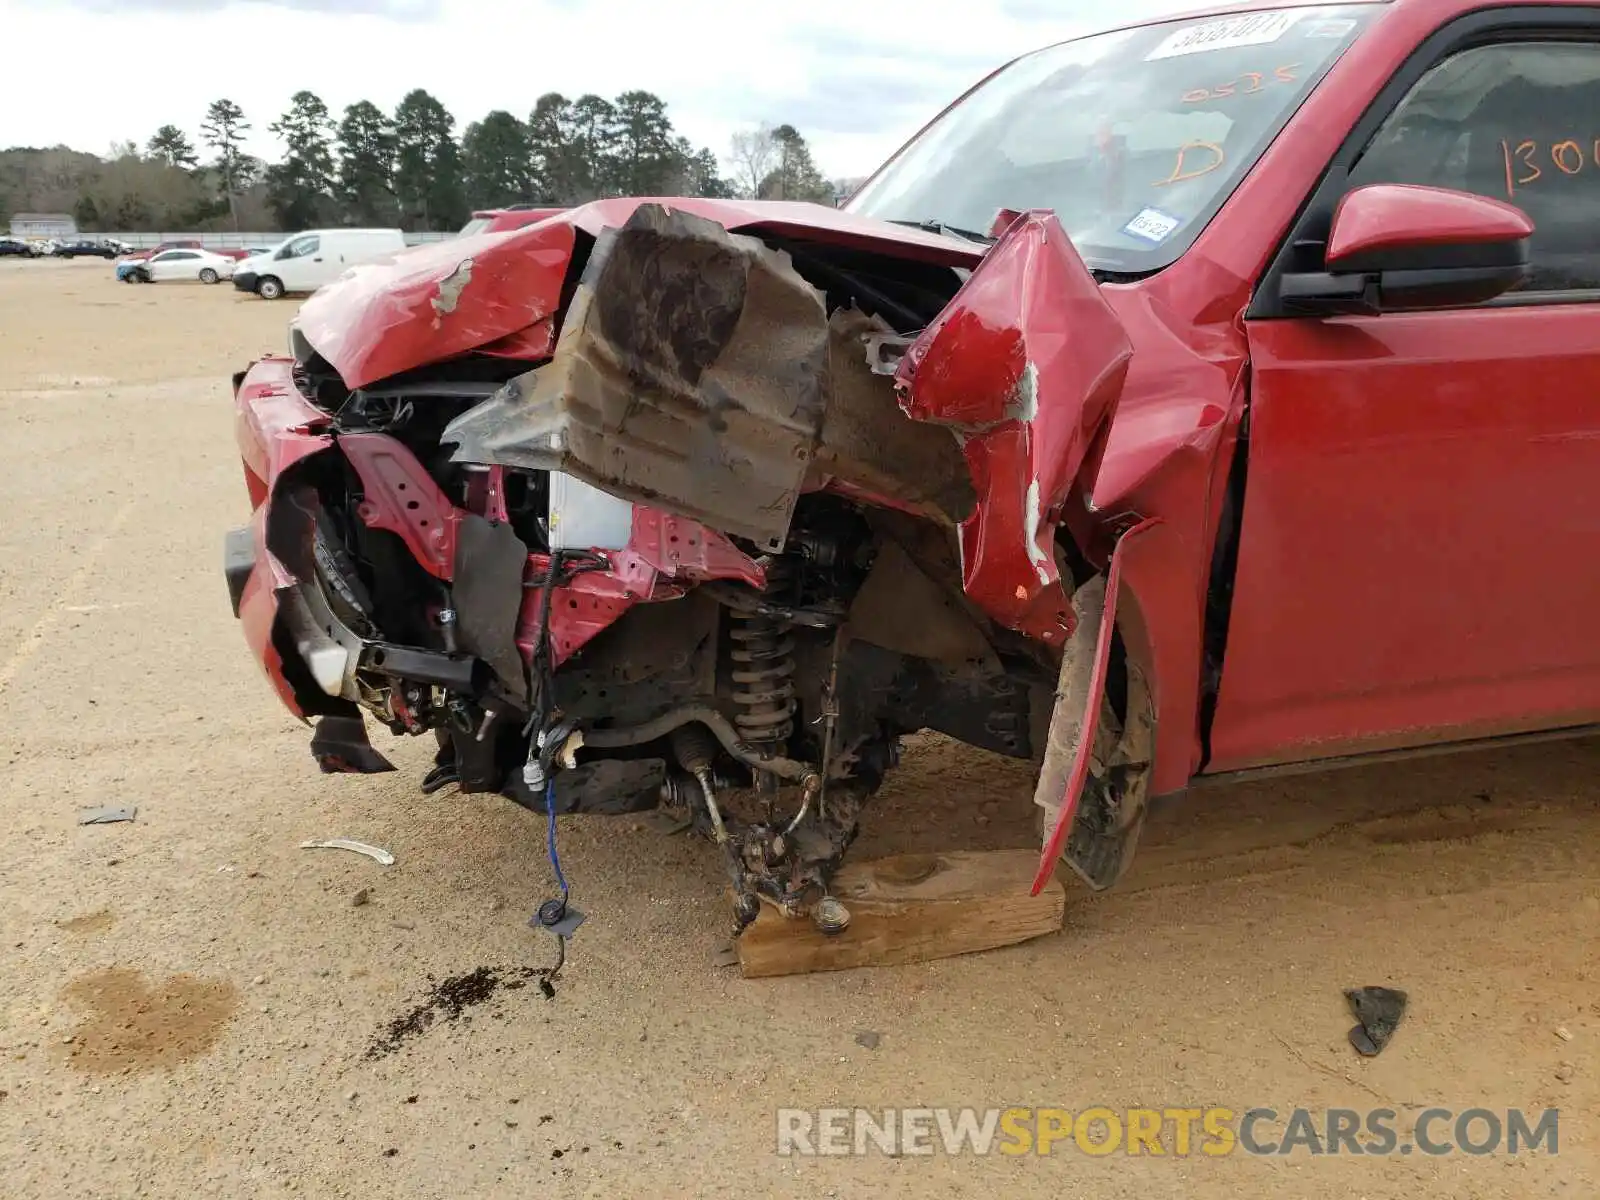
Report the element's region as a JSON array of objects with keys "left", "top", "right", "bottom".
[{"left": 293, "top": 197, "right": 986, "bottom": 390}]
